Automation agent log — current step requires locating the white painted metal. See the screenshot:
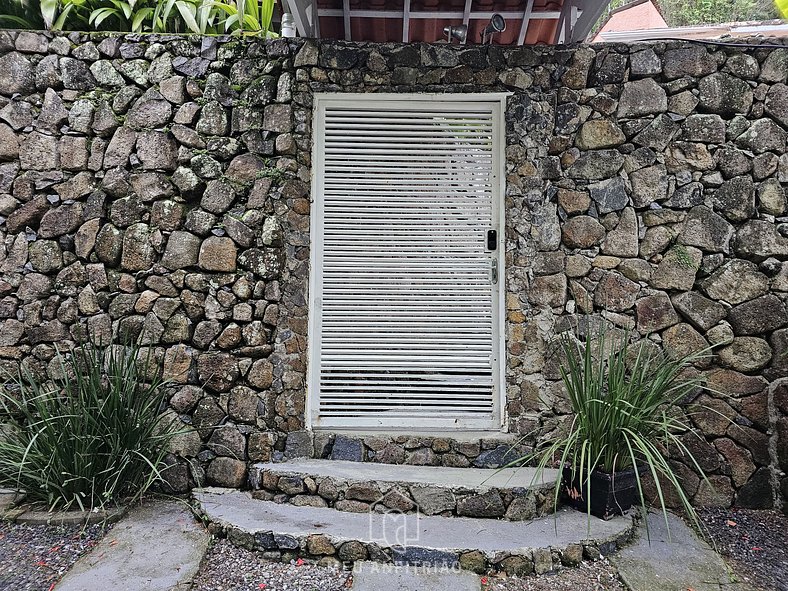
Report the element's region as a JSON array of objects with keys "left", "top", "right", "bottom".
[
  {"left": 318, "top": 9, "right": 566, "bottom": 20},
  {"left": 287, "top": 0, "right": 609, "bottom": 45},
  {"left": 309, "top": 94, "right": 506, "bottom": 431},
  {"left": 570, "top": 0, "right": 611, "bottom": 42},
  {"left": 553, "top": 0, "right": 571, "bottom": 43},
  {"left": 402, "top": 0, "right": 411, "bottom": 42},
  {"left": 517, "top": 0, "right": 535, "bottom": 45},
  {"left": 461, "top": 0, "right": 472, "bottom": 44},
  {"left": 283, "top": 0, "right": 313, "bottom": 36},
  {"left": 343, "top": 0, "right": 351, "bottom": 40}
]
